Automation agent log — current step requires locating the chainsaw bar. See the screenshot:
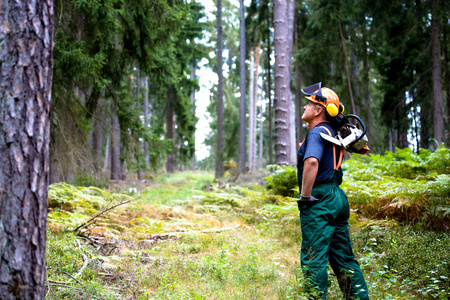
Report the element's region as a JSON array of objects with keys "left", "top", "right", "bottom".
[{"left": 320, "top": 132, "right": 343, "bottom": 147}]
